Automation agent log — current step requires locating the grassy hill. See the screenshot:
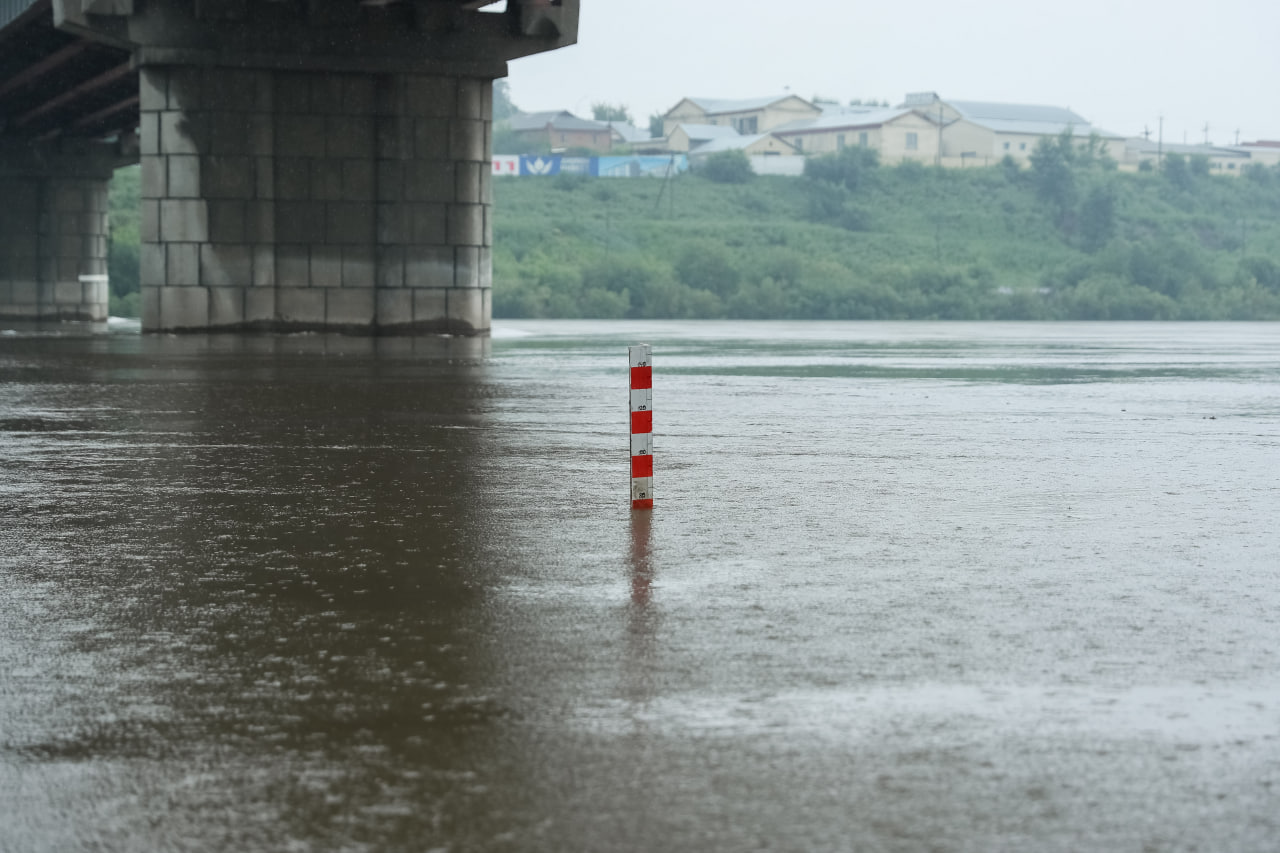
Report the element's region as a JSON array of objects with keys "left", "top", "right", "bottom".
[
  {"left": 107, "top": 141, "right": 1280, "bottom": 320},
  {"left": 491, "top": 147, "right": 1280, "bottom": 321}
]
